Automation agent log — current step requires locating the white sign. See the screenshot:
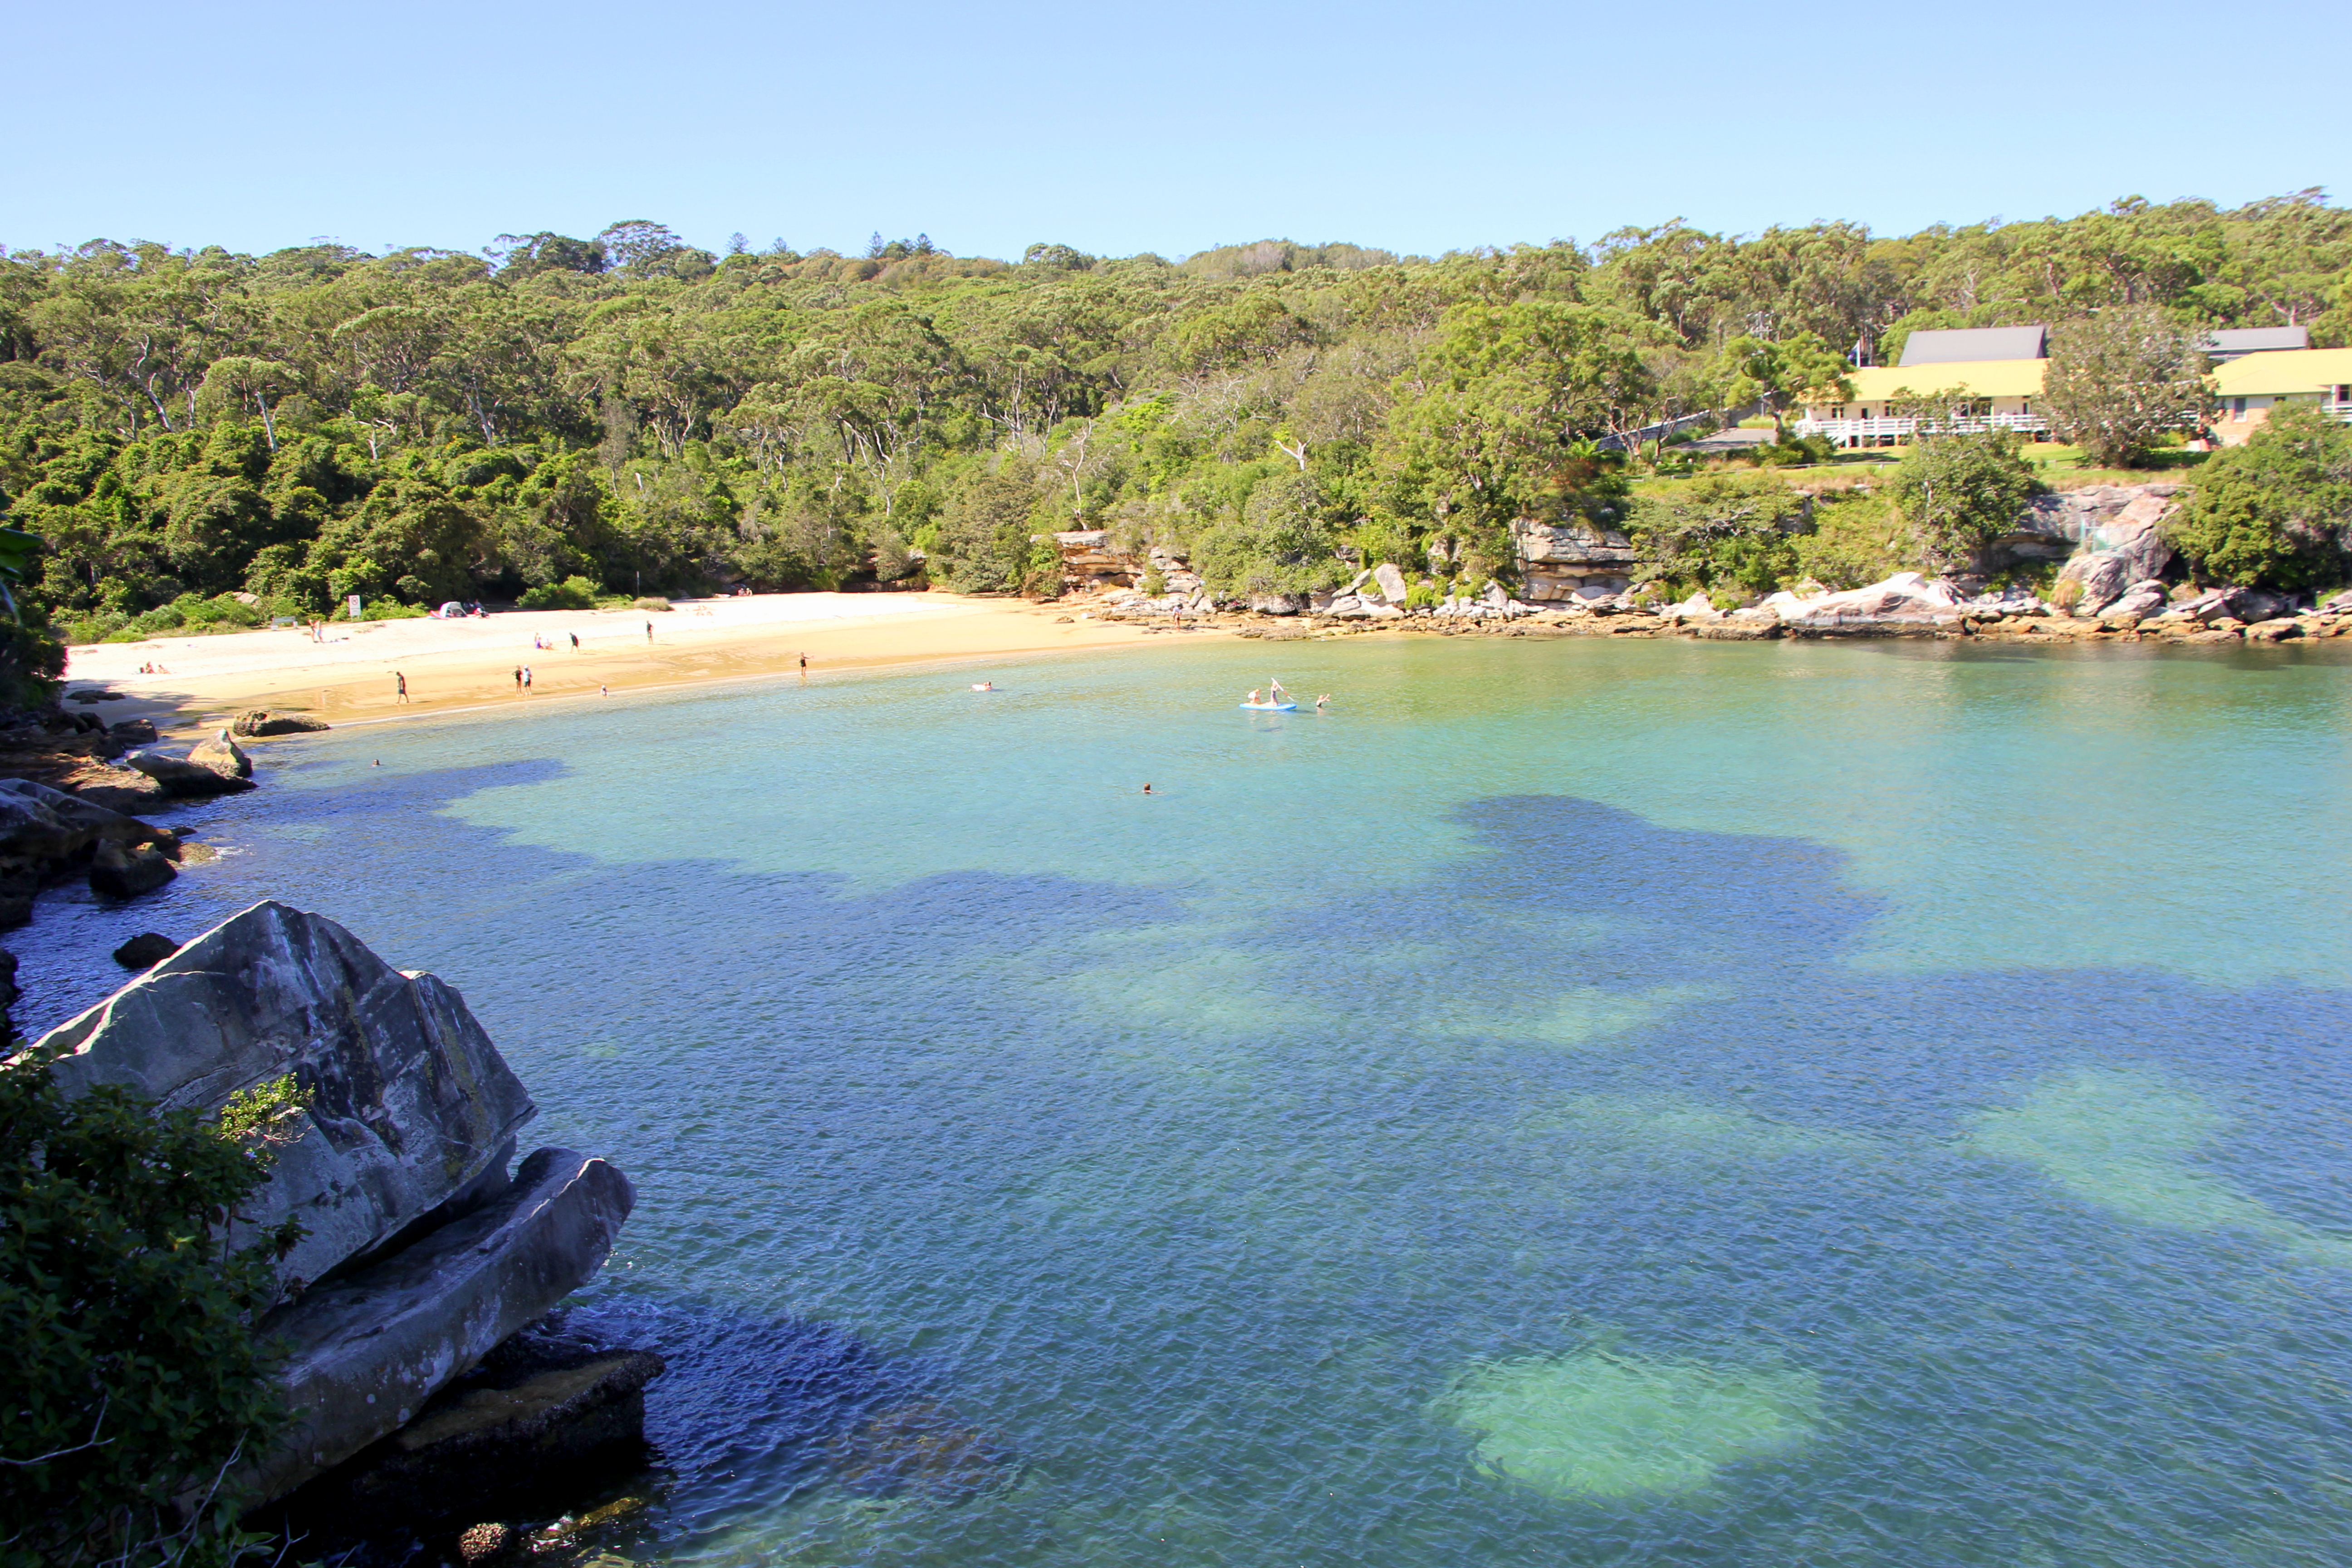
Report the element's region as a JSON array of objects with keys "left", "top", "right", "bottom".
[{"left": 347, "top": 594, "right": 362, "bottom": 620}]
